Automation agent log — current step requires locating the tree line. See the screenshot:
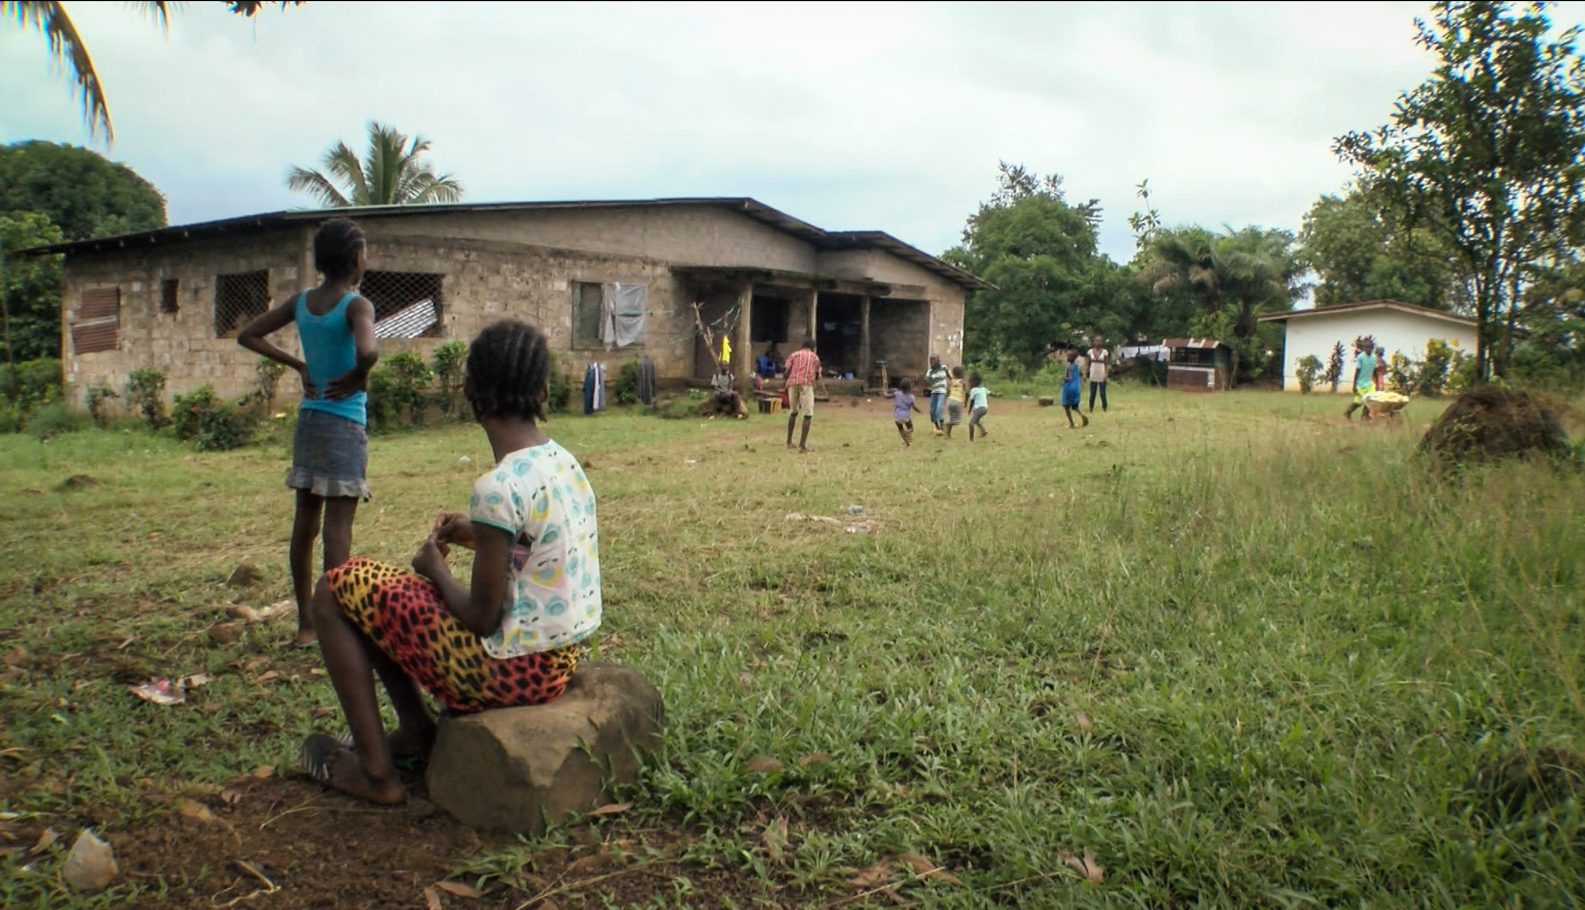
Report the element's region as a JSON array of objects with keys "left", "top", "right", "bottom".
[{"left": 947, "top": 2, "right": 1585, "bottom": 387}]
